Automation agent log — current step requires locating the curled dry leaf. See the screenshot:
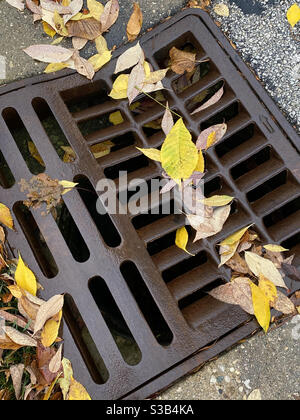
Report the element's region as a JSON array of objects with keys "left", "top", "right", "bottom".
[
  {"left": 188, "top": 205, "right": 231, "bottom": 242},
  {"left": 127, "top": 2, "right": 143, "bottom": 42},
  {"left": 225, "top": 252, "right": 250, "bottom": 274},
  {"left": 72, "top": 50, "right": 95, "bottom": 80},
  {"left": 63, "top": 0, "right": 84, "bottom": 24},
  {"left": 100, "top": 0, "right": 120, "bottom": 32},
  {"left": 245, "top": 251, "right": 287, "bottom": 289},
  {"left": 0, "top": 203, "right": 14, "bottom": 230},
  {"left": 169, "top": 46, "right": 196, "bottom": 75},
  {"left": 114, "top": 42, "right": 144, "bottom": 74},
  {"left": 5, "top": 326, "right": 37, "bottom": 347},
  {"left": 49, "top": 345, "right": 63, "bottom": 374},
  {"left": 191, "top": 86, "right": 224, "bottom": 114},
  {"left": 161, "top": 103, "right": 174, "bottom": 136},
  {"left": 175, "top": 226, "right": 194, "bottom": 256},
  {"left": 10, "top": 364, "right": 24, "bottom": 400},
  {"left": 66, "top": 17, "right": 102, "bottom": 40},
  {"left": 58, "top": 358, "right": 73, "bottom": 400},
  {"left": 6, "top": 0, "right": 24, "bottom": 11},
  {"left": 34, "top": 294, "right": 64, "bottom": 335},
  {"left": 196, "top": 123, "right": 227, "bottom": 150},
  {"left": 24, "top": 44, "right": 73, "bottom": 63},
  {"left": 272, "top": 291, "right": 295, "bottom": 315},
  {"left": 40, "top": 0, "right": 72, "bottom": 14}
]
